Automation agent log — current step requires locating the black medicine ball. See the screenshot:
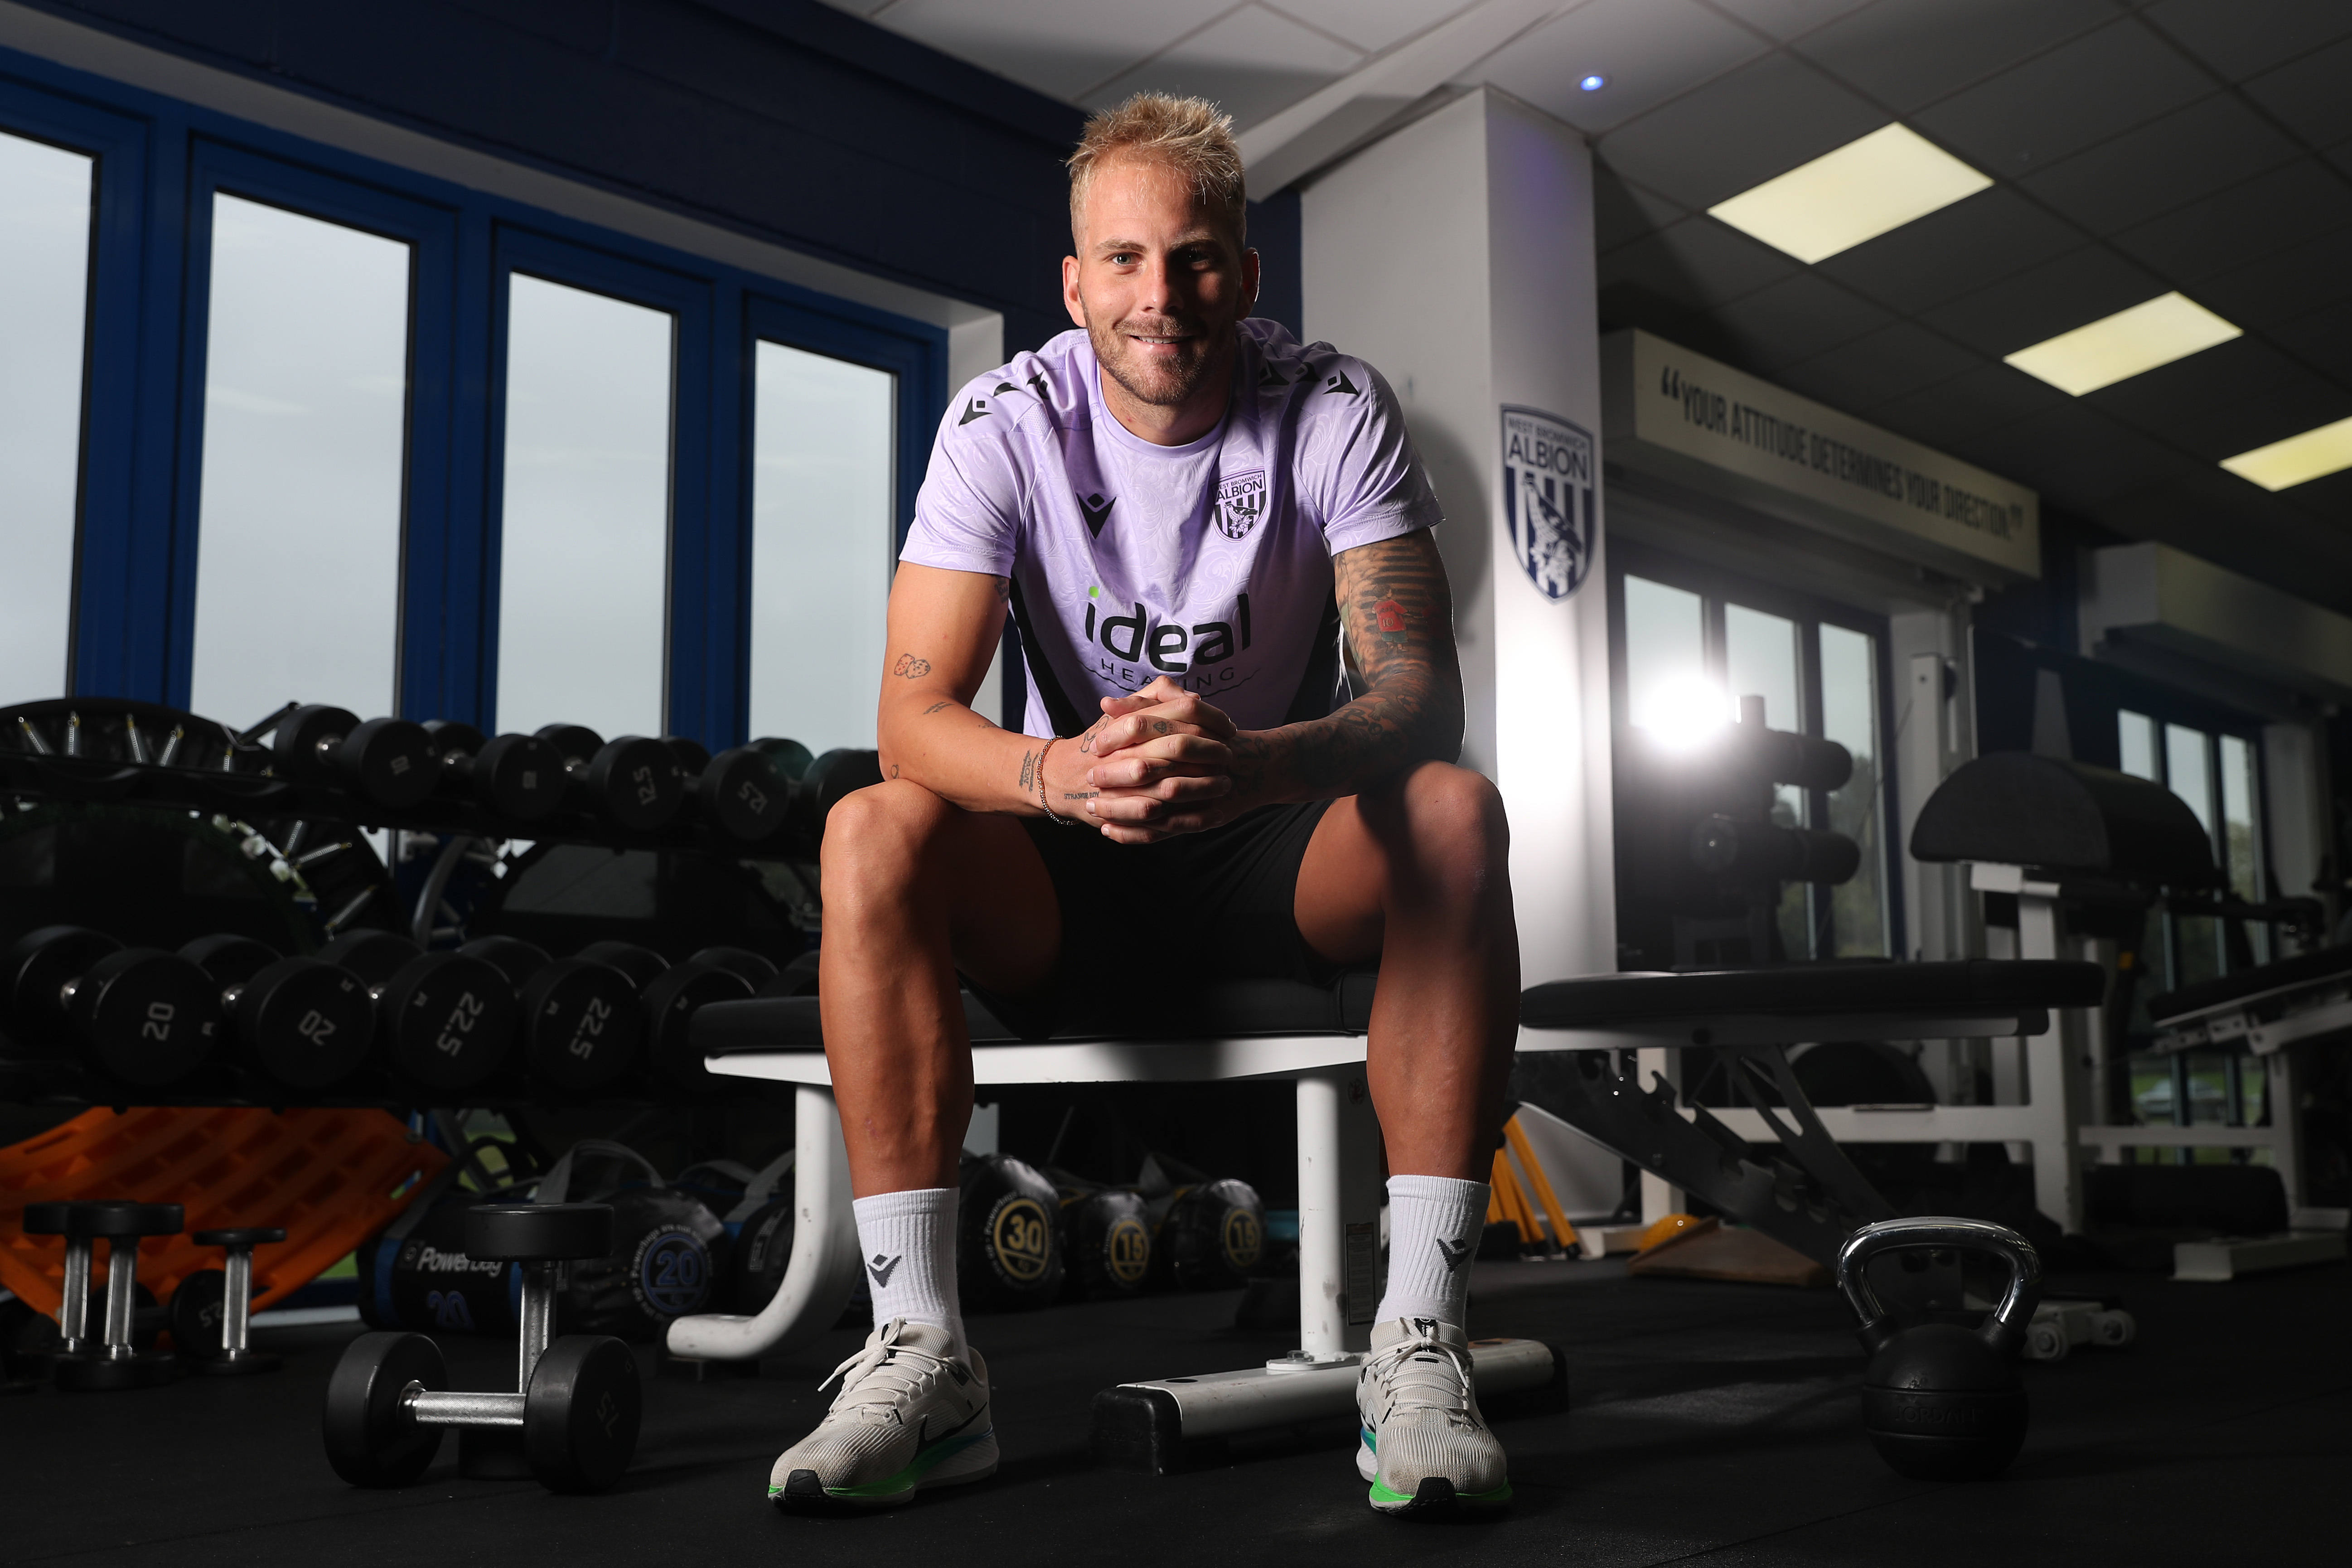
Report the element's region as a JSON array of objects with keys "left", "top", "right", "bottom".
[
  {"left": 1058, "top": 1186, "right": 1153, "bottom": 1301},
  {"left": 1152, "top": 1178, "right": 1265, "bottom": 1291},
  {"left": 958, "top": 1153, "right": 1064, "bottom": 1311}
]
